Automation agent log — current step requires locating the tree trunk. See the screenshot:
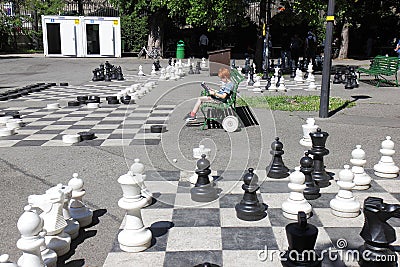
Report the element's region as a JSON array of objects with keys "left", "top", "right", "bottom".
[
  {"left": 147, "top": 13, "right": 163, "bottom": 58},
  {"left": 338, "top": 23, "right": 349, "bottom": 59}
]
